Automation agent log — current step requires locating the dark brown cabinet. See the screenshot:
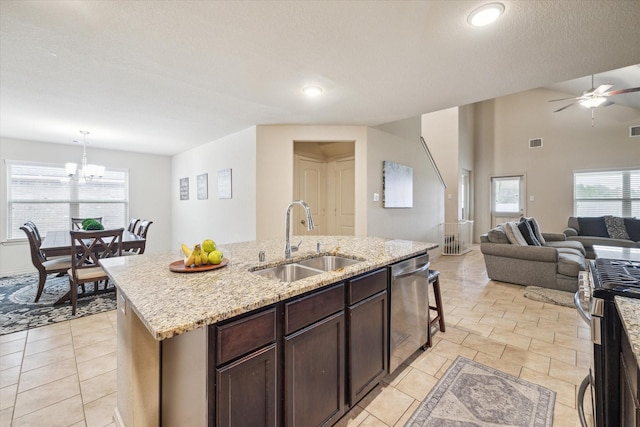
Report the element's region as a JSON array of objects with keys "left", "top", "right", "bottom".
[
  {"left": 620, "top": 330, "right": 639, "bottom": 427},
  {"left": 347, "top": 268, "right": 388, "bottom": 407}
]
